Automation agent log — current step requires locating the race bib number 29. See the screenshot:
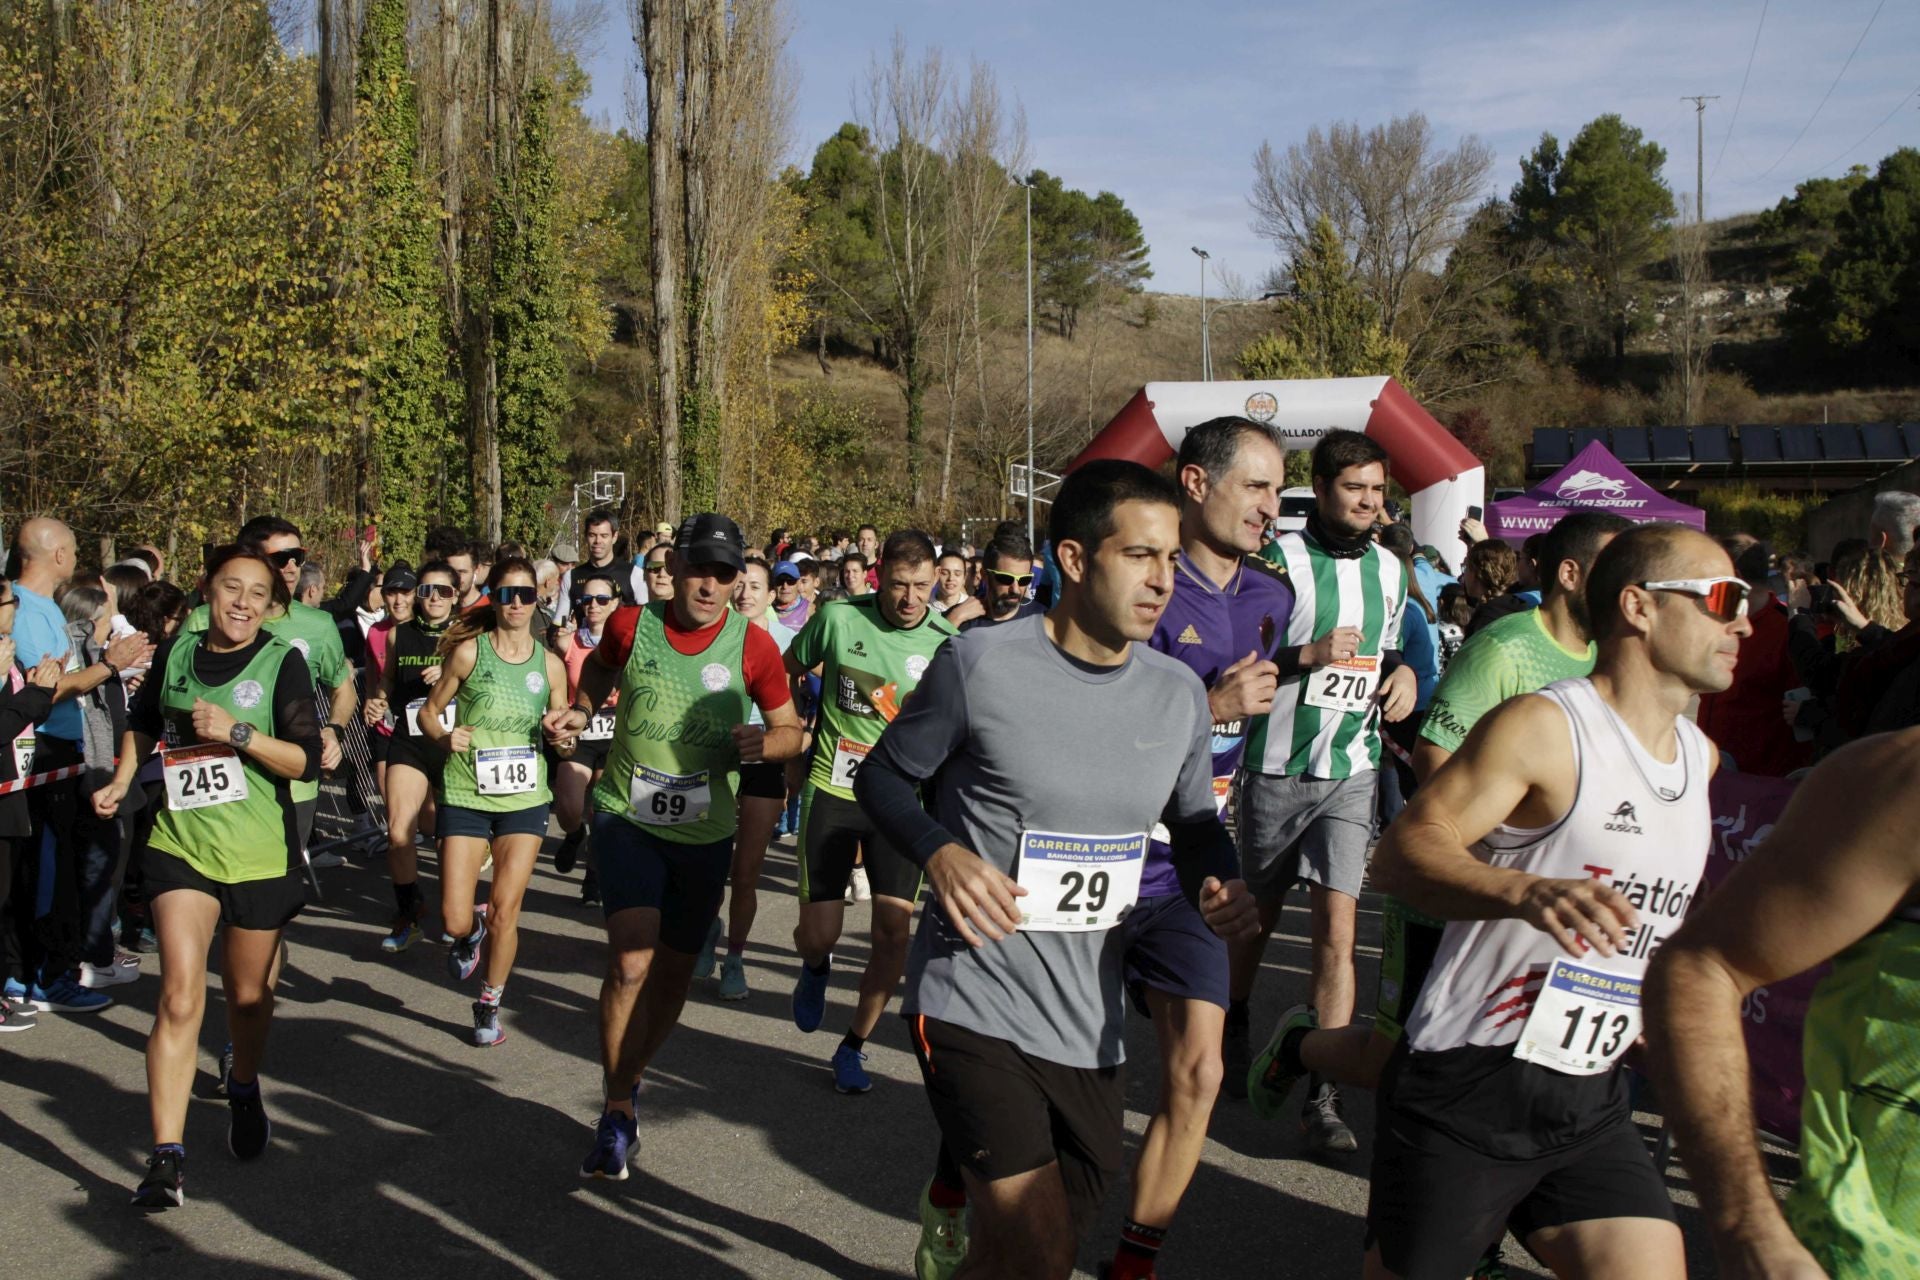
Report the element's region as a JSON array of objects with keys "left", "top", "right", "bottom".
[
  {"left": 1512, "top": 957, "right": 1641, "bottom": 1077},
  {"left": 1014, "top": 830, "right": 1148, "bottom": 932}
]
